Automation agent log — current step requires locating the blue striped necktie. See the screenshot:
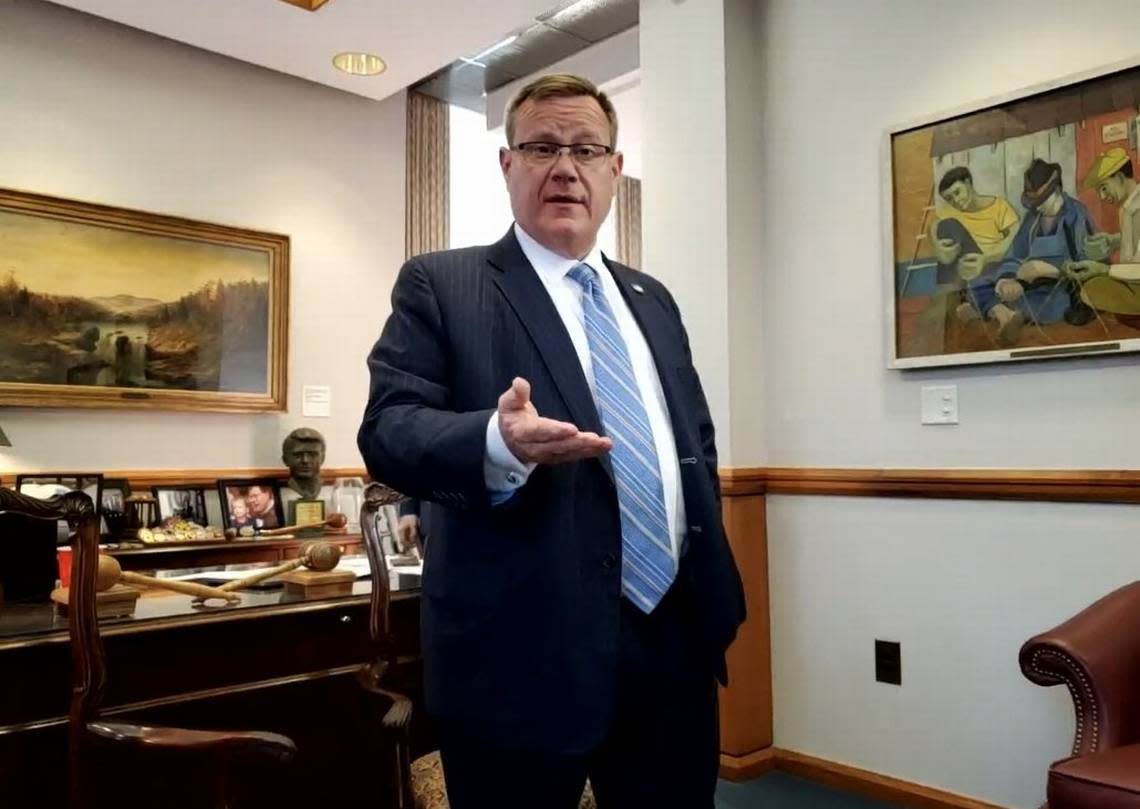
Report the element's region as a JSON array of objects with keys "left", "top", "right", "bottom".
[{"left": 567, "top": 262, "right": 676, "bottom": 612}]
